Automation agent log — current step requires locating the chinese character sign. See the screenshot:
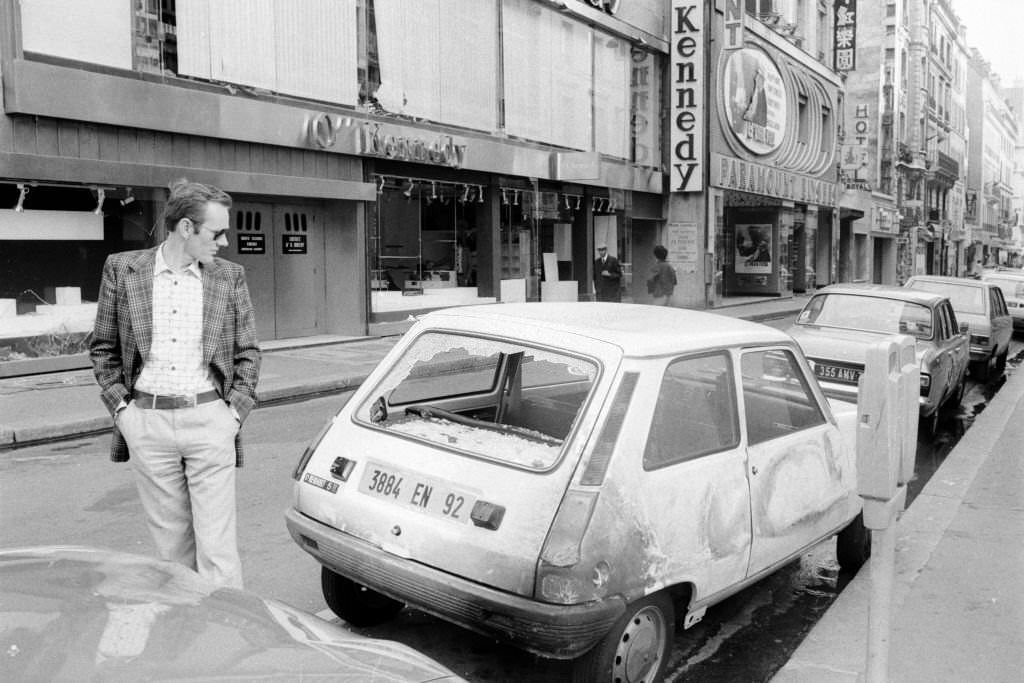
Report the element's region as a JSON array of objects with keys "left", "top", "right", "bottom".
[{"left": 834, "top": 0, "right": 856, "bottom": 72}]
